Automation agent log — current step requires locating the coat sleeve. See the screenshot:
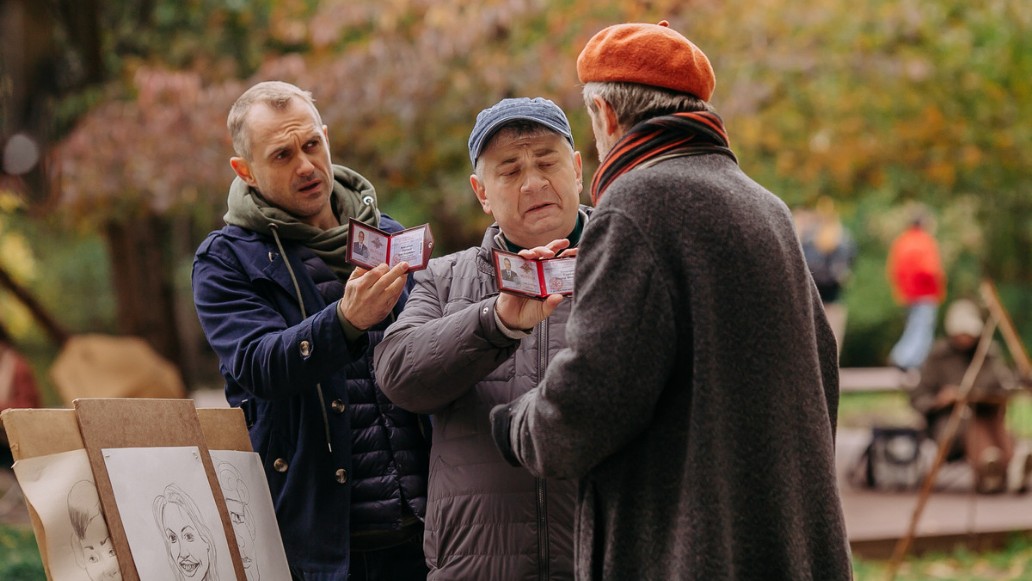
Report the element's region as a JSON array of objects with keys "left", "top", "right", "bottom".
[
  {"left": 911, "top": 345, "right": 947, "bottom": 414},
  {"left": 496, "top": 208, "right": 677, "bottom": 480},
  {"left": 192, "top": 236, "right": 356, "bottom": 400},
  {"left": 374, "top": 261, "right": 521, "bottom": 414}
]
